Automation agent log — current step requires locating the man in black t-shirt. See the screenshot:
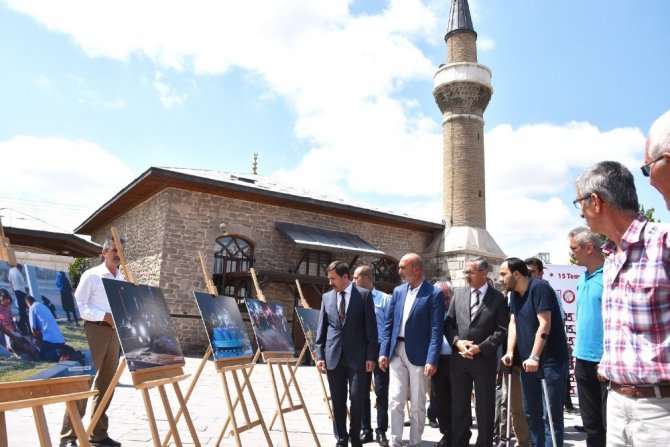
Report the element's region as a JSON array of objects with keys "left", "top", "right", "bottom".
[{"left": 500, "top": 257, "right": 569, "bottom": 447}]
